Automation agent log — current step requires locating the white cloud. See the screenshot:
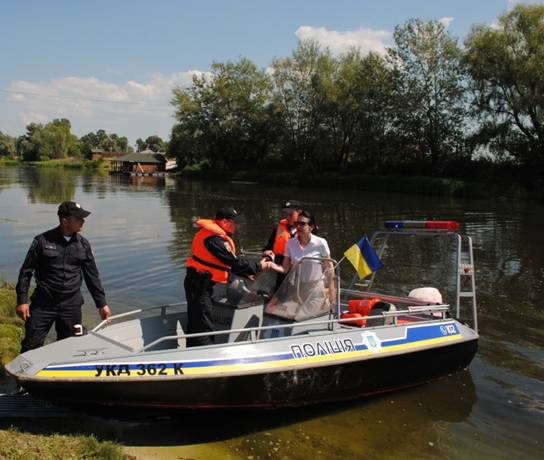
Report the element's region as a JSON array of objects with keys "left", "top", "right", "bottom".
[
  {"left": 8, "top": 93, "right": 25, "bottom": 102},
  {"left": 439, "top": 16, "right": 454, "bottom": 28},
  {"left": 4, "top": 71, "right": 205, "bottom": 143},
  {"left": 20, "top": 111, "right": 49, "bottom": 126},
  {"left": 295, "top": 25, "right": 392, "bottom": 56}
]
